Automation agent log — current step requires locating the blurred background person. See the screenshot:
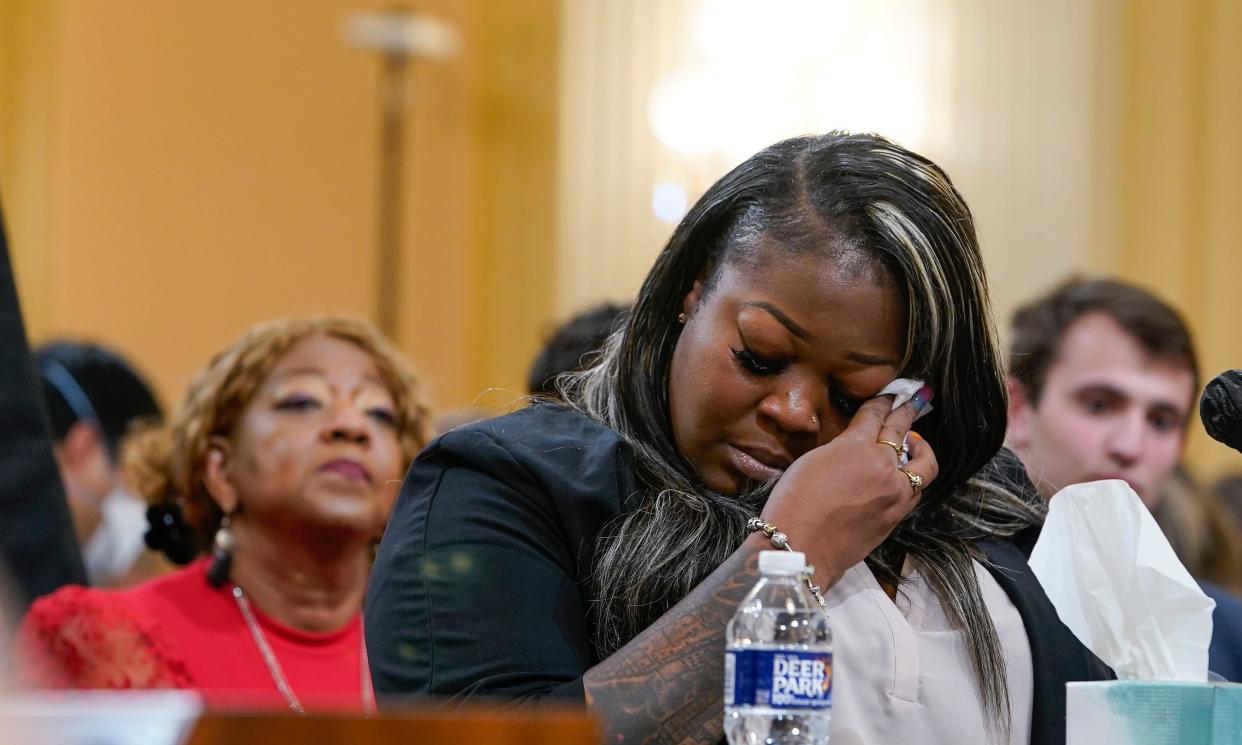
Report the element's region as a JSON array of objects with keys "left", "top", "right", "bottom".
[
  {"left": 1152, "top": 466, "right": 1242, "bottom": 595},
  {"left": 1216, "top": 474, "right": 1242, "bottom": 534},
  {"left": 35, "top": 340, "right": 164, "bottom": 588},
  {"left": 526, "top": 301, "right": 630, "bottom": 397},
  {"left": 18, "top": 317, "right": 429, "bottom": 712},
  {"left": 1006, "top": 277, "right": 1242, "bottom": 680}
]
